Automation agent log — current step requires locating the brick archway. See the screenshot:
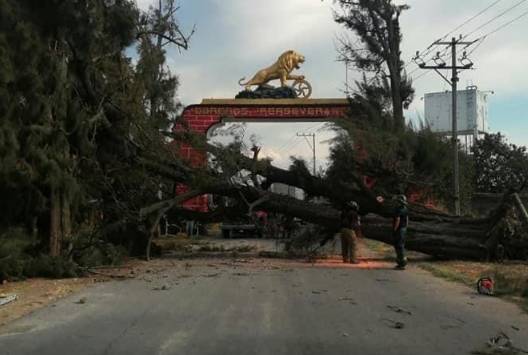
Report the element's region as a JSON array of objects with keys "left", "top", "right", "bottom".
[{"left": 175, "top": 99, "right": 350, "bottom": 211}]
